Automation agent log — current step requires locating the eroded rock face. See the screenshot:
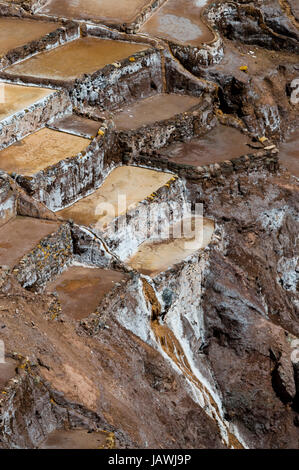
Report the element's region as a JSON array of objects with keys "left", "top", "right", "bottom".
[{"left": 187, "top": 171, "right": 299, "bottom": 448}]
